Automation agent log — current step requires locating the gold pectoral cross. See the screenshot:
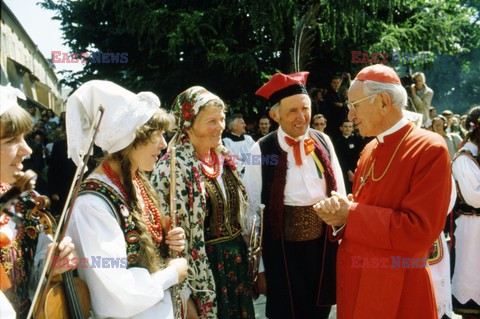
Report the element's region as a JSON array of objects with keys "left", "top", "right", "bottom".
[{"left": 355, "top": 175, "right": 369, "bottom": 197}]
